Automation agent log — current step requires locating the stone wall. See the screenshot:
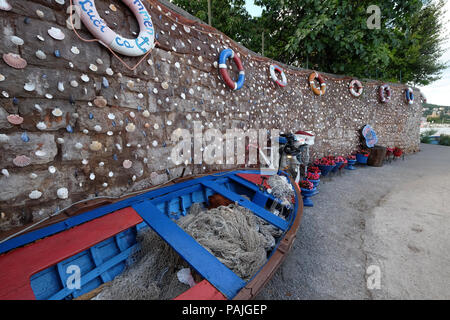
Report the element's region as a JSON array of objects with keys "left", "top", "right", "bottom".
[{"left": 0, "top": 0, "right": 422, "bottom": 232}]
